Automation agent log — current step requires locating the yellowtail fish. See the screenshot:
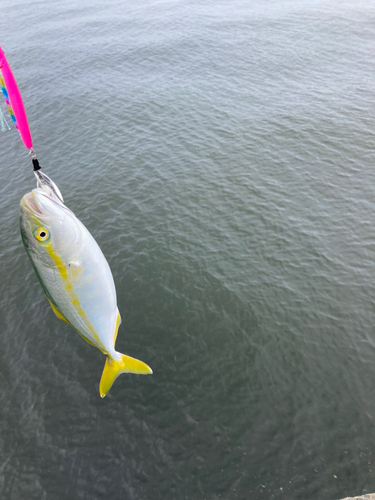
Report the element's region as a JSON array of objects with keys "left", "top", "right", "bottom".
[{"left": 20, "top": 184, "right": 152, "bottom": 397}]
